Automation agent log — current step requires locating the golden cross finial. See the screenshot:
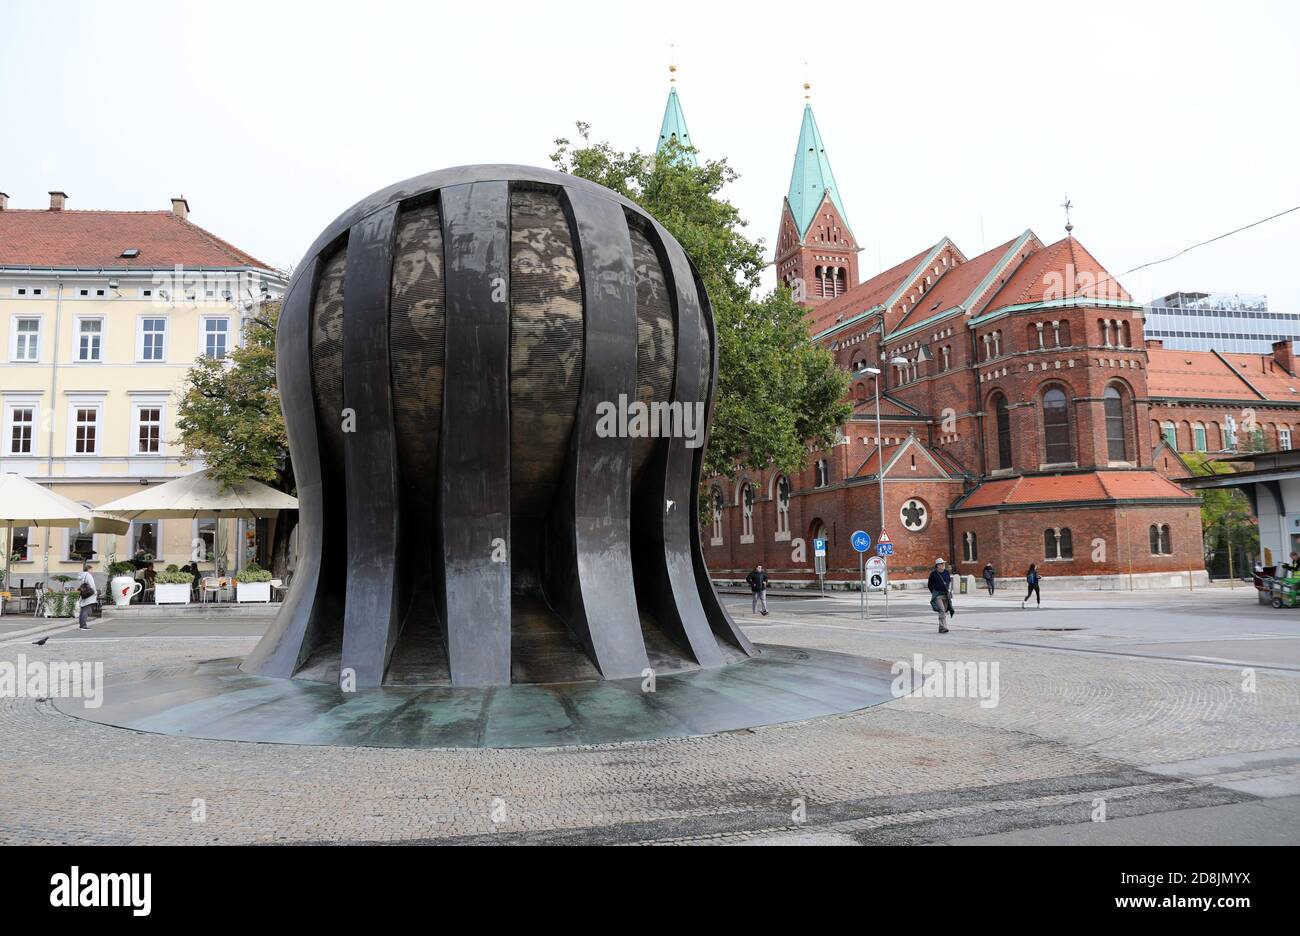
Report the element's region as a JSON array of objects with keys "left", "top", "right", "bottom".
[{"left": 669, "top": 42, "right": 677, "bottom": 83}]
